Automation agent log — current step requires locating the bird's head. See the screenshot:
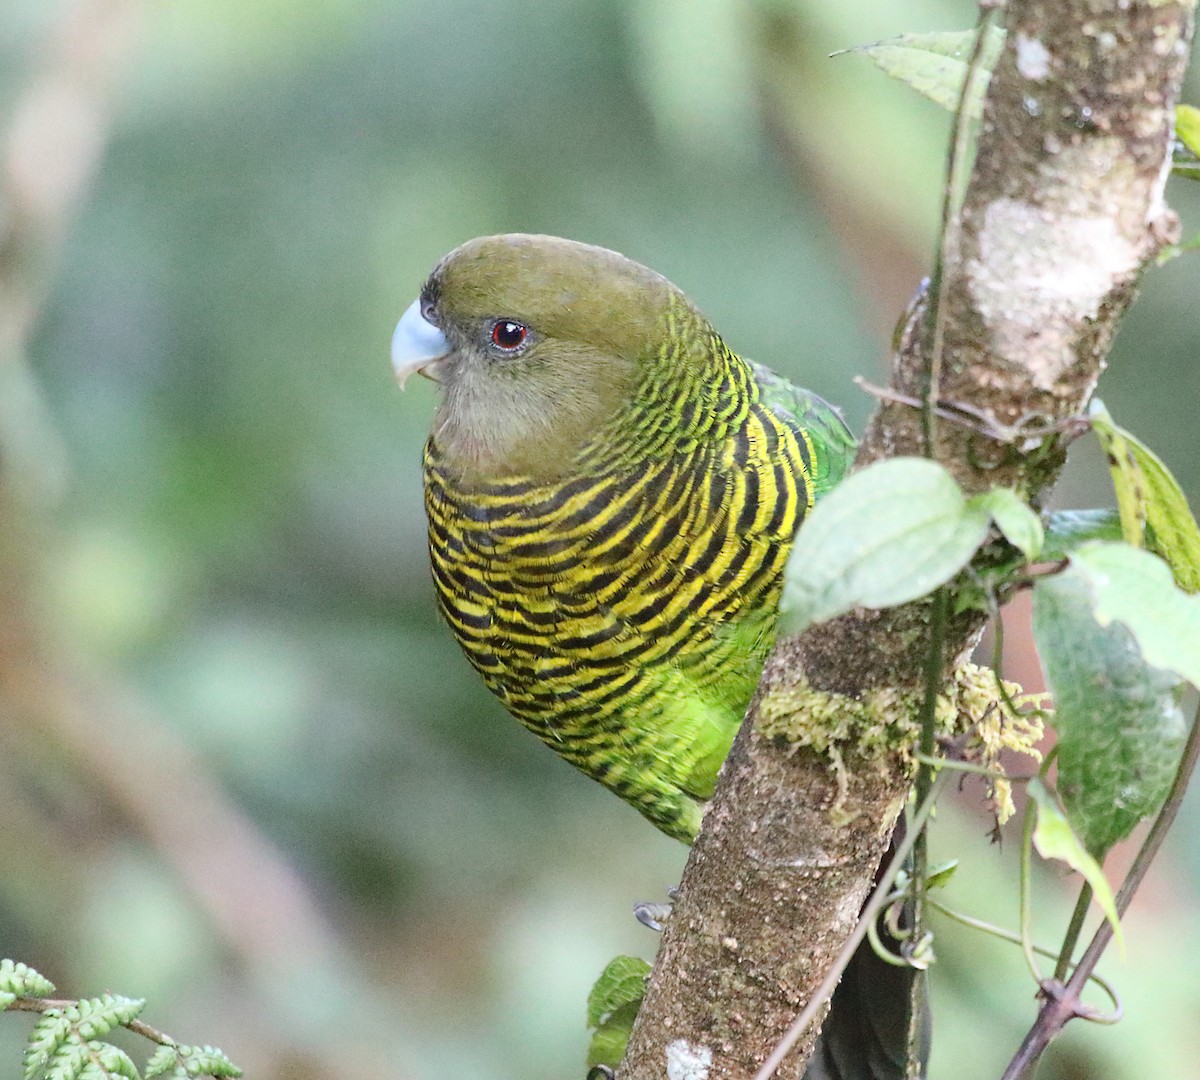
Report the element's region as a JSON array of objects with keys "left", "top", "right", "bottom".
[{"left": 392, "top": 233, "right": 701, "bottom": 479}]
